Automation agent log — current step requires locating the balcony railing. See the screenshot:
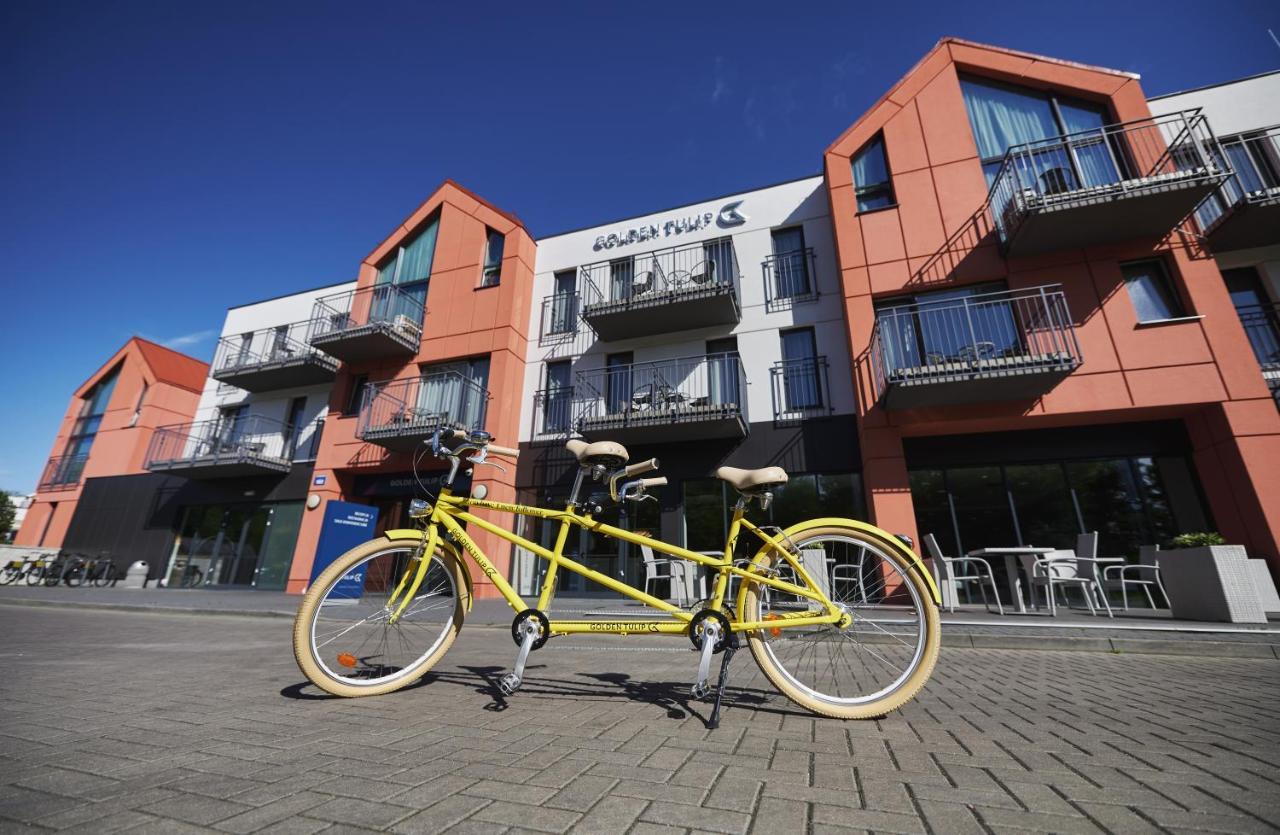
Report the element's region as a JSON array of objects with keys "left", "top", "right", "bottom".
[
  {"left": 577, "top": 238, "right": 740, "bottom": 340},
  {"left": 763, "top": 248, "right": 818, "bottom": 308},
  {"left": 769, "top": 357, "right": 832, "bottom": 423},
  {"left": 38, "top": 454, "right": 89, "bottom": 491},
  {"left": 988, "top": 110, "right": 1227, "bottom": 255},
  {"left": 1239, "top": 302, "right": 1280, "bottom": 378},
  {"left": 1195, "top": 126, "right": 1280, "bottom": 251},
  {"left": 572, "top": 354, "right": 748, "bottom": 443},
  {"left": 310, "top": 284, "right": 425, "bottom": 362},
  {"left": 532, "top": 387, "right": 576, "bottom": 441},
  {"left": 538, "top": 292, "right": 580, "bottom": 341},
  {"left": 870, "top": 285, "right": 1081, "bottom": 409},
  {"left": 145, "top": 415, "right": 314, "bottom": 478},
  {"left": 212, "top": 322, "right": 339, "bottom": 392},
  {"left": 357, "top": 371, "right": 490, "bottom": 451}
]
